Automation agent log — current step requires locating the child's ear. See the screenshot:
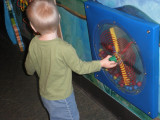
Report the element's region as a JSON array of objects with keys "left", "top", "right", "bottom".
[{"left": 30, "top": 22, "right": 37, "bottom": 33}]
